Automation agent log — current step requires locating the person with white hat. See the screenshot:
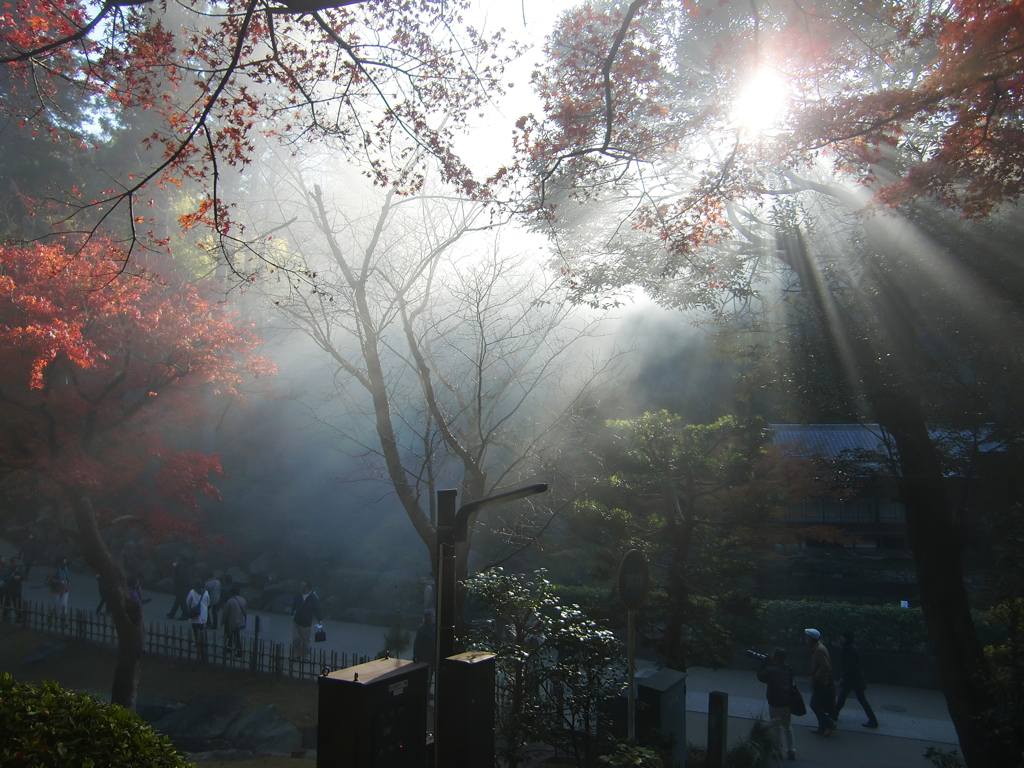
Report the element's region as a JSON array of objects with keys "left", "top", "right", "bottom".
[{"left": 805, "top": 628, "right": 836, "bottom": 735}]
